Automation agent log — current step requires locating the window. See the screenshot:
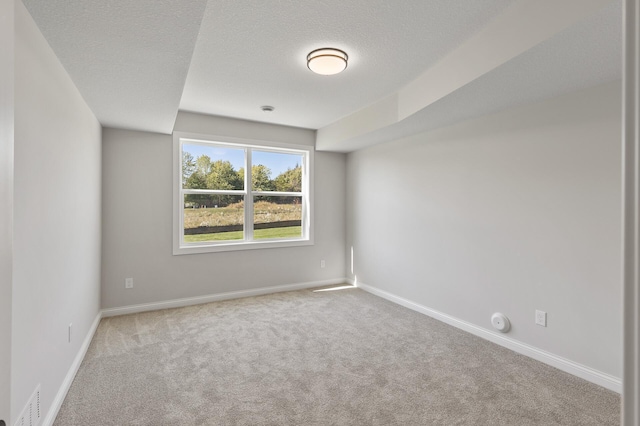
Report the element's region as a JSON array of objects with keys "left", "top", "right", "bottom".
[{"left": 173, "top": 134, "right": 313, "bottom": 254}]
